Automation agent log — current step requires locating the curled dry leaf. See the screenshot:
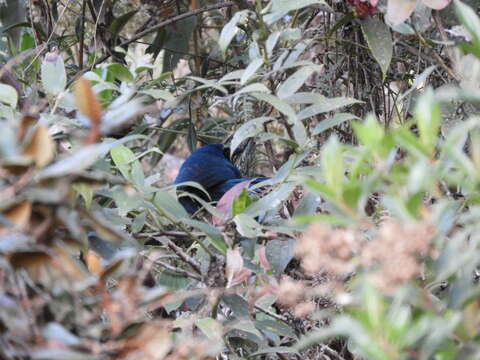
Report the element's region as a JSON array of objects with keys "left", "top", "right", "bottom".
[
  {"left": 0, "top": 201, "right": 32, "bottom": 233},
  {"left": 74, "top": 77, "right": 102, "bottom": 144},
  {"left": 85, "top": 250, "right": 103, "bottom": 275},
  {"left": 23, "top": 125, "right": 55, "bottom": 168},
  {"left": 8, "top": 250, "right": 52, "bottom": 269},
  {"left": 226, "top": 247, "right": 252, "bottom": 288},
  {"left": 17, "top": 115, "right": 37, "bottom": 141},
  {"left": 257, "top": 246, "right": 271, "bottom": 271}
]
